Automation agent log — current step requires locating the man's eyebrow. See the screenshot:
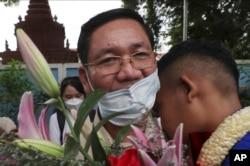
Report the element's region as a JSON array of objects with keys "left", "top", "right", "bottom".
[
  {"left": 94, "top": 48, "right": 116, "bottom": 59},
  {"left": 94, "top": 42, "right": 151, "bottom": 59},
  {"left": 130, "top": 42, "right": 147, "bottom": 49}
]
